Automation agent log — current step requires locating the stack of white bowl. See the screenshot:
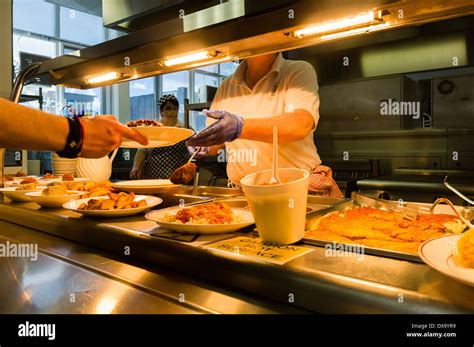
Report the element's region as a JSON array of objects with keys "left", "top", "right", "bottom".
[{"left": 52, "top": 153, "right": 77, "bottom": 176}]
